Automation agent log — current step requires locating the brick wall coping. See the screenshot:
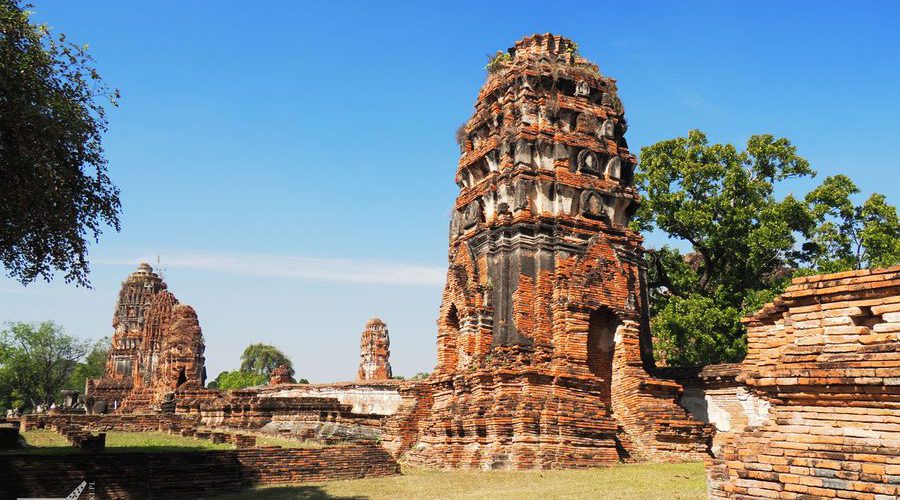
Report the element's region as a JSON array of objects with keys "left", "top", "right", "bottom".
[{"left": 744, "top": 266, "right": 900, "bottom": 325}]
